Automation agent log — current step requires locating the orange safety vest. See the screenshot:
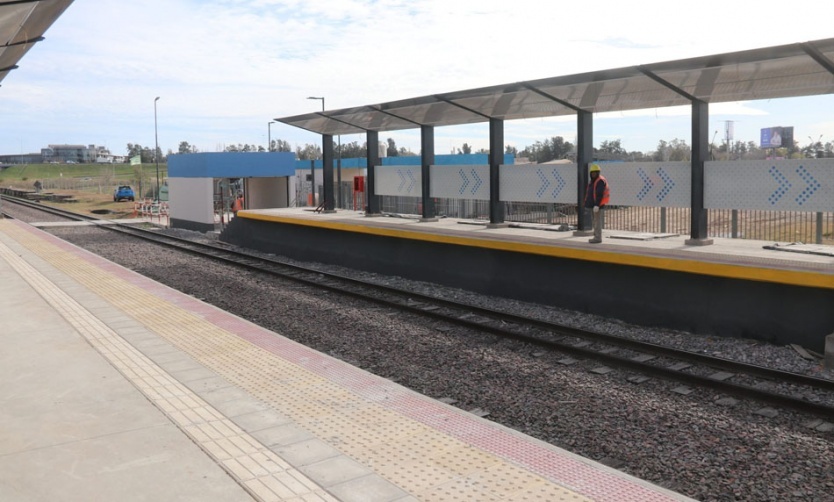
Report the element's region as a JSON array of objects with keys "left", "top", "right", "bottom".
[
  {"left": 587, "top": 175, "right": 610, "bottom": 206},
  {"left": 232, "top": 197, "right": 244, "bottom": 212}
]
